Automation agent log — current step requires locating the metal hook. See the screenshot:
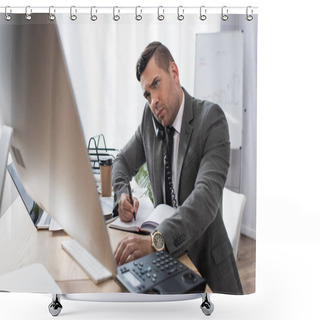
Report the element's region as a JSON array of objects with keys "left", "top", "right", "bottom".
[
  {"left": 158, "top": 6, "right": 165, "bottom": 21},
  {"left": 90, "top": 6, "right": 98, "bottom": 21},
  {"left": 113, "top": 6, "right": 120, "bottom": 21},
  {"left": 246, "top": 6, "right": 254, "bottom": 21},
  {"left": 70, "top": 6, "right": 77, "bottom": 21},
  {"left": 200, "top": 6, "right": 207, "bottom": 21},
  {"left": 177, "top": 6, "right": 184, "bottom": 21},
  {"left": 135, "top": 6, "right": 142, "bottom": 21},
  {"left": 4, "top": 6, "right": 12, "bottom": 21},
  {"left": 221, "top": 6, "right": 228, "bottom": 21},
  {"left": 25, "top": 6, "right": 32, "bottom": 21},
  {"left": 48, "top": 6, "right": 56, "bottom": 21}
]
